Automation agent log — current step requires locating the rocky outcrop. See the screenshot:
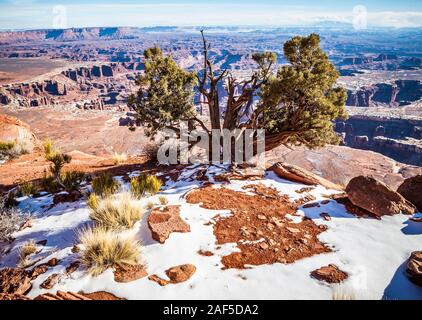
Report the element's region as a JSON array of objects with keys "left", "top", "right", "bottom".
[
  {"left": 406, "top": 251, "right": 422, "bottom": 286},
  {"left": 397, "top": 175, "right": 422, "bottom": 212},
  {"left": 346, "top": 80, "right": 422, "bottom": 107},
  {"left": 311, "top": 265, "right": 348, "bottom": 283},
  {"left": 269, "top": 162, "right": 344, "bottom": 191},
  {"left": 335, "top": 115, "right": 422, "bottom": 166},
  {"left": 0, "top": 114, "right": 37, "bottom": 144},
  {"left": 0, "top": 268, "right": 32, "bottom": 295},
  {"left": 346, "top": 176, "right": 417, "bottom": 216},
  {"left": 148, "top": 205, "right": 190, "bottom": 243}
]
